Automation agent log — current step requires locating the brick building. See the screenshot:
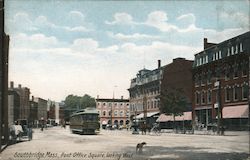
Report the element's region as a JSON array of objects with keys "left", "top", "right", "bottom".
[
  {"left": 11, "top": 82, "right": 31, "bottom": 120},
  {"left": 34, "top": 97, "right": 48, "bottom": 122},
  {"left": 192, "top": 31, "right": 249, "bottom": 131},
  {"left": 129, "top": 59, "right": 194, "bottom": 128},
  {"left": 96, "top": 97, "right": 130, "bottom": 129},
  {"left": 161, "top": 58, "right": 193, "bottom": 109},
  {"left": 128, "top": 60, "right": 163, "bottom": 126},
  {"left": 29, "top": 97, "right": 38, "bottom": 126},
  {"left": 8, "top": 90, "right": 20, "bottom": 126}
]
